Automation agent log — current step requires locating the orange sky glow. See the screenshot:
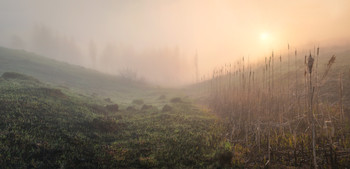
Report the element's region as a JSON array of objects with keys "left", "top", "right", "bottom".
[{"left": 0, "top": 0, "right": 349, "bottom": 86}]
